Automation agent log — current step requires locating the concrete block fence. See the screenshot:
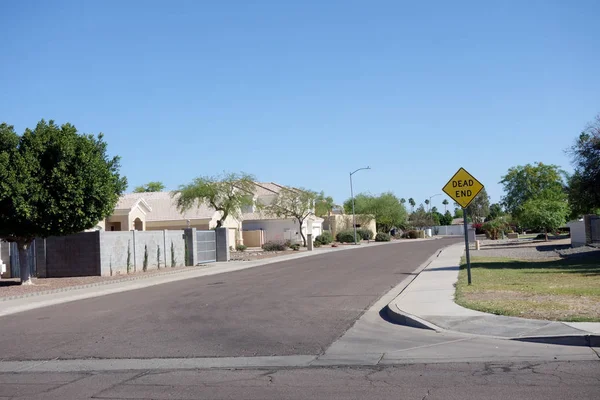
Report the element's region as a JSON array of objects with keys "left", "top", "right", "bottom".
[{"left": 37, "top": 230, "right": 189, "bottom": 277}]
